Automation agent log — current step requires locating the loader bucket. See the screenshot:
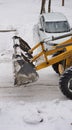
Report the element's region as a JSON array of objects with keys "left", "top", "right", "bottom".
[{"left": 13, "top": 36, "right": 39, "bottom": 86}]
